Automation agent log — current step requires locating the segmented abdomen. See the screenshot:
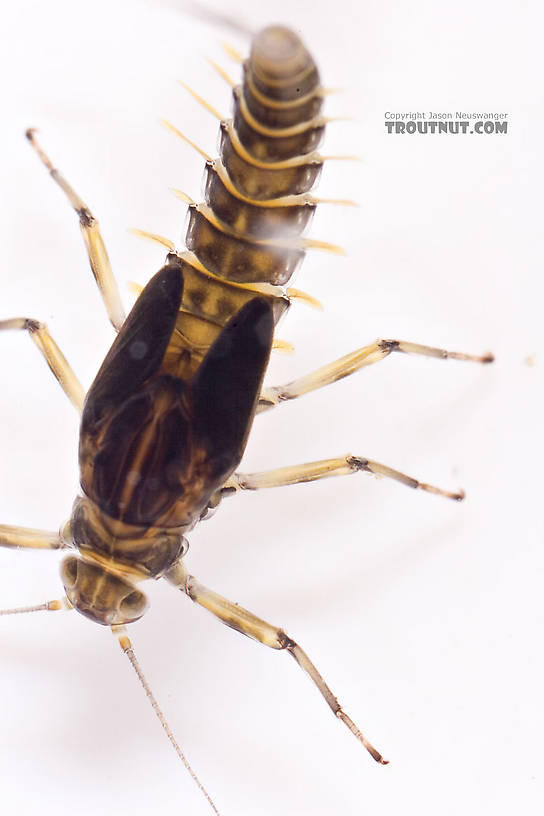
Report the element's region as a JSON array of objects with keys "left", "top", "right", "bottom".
[{"left": 167, "top": 26, "right": 325, "bottom": 379}]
